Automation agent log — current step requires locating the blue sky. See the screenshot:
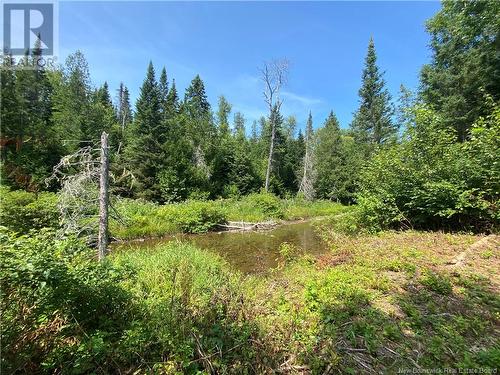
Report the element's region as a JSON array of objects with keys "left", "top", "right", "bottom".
[{"left": 60, "top": 1, "right": 441, "bottom": 132}]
